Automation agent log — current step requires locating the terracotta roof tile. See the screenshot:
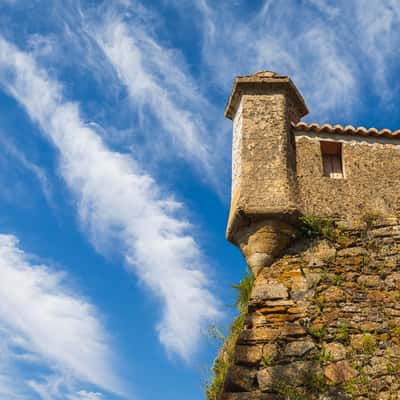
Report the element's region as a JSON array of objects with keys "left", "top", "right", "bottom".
[{"left": 293, "top": 121, "right": 400, "bottom": 140}]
